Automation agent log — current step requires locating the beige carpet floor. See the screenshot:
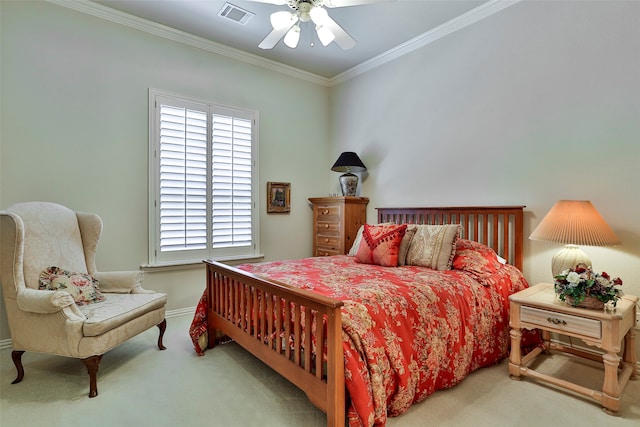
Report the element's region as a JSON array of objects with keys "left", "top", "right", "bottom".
[{"left": 1, "top": 314, "right": 638, "bottom": 426}]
